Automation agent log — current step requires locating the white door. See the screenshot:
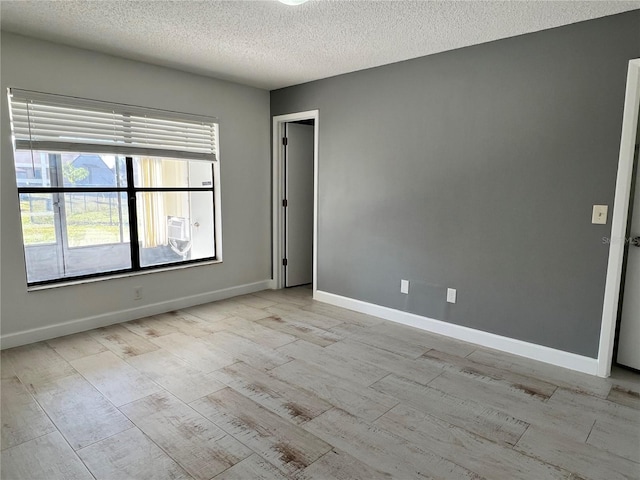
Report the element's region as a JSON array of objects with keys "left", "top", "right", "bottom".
[
  {"left": 285, "top": 122, "right": 314, "bottom": 287},
  {"left": 189, "top": 162, "right": 215, "bottom": 259},
  {"left": 617, "top": 139, "right": 640, "bottom": 370}
]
